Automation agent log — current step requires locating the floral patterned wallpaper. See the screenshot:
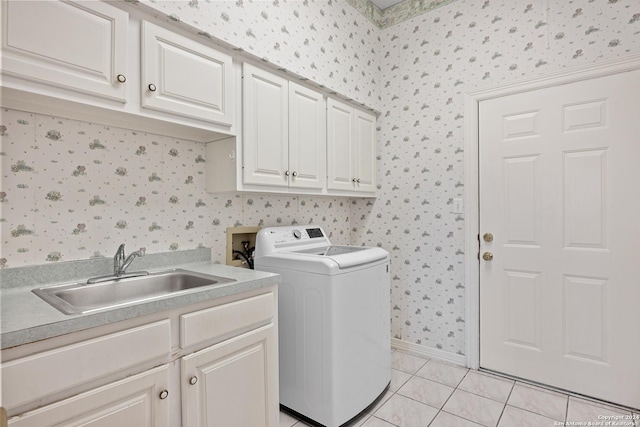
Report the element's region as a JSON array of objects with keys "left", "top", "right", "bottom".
[
  {"left": 350, "top": 0, "right": 640, "bottom": 355},
  {"left": 0, "top": 109, "right": 351, "bottom": 268},
  {"left": 2, "top": 0, "right": 638, "bottom": 359},
  {"left": 137, "top": 0, "right": 382, "bottom": 110}
]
